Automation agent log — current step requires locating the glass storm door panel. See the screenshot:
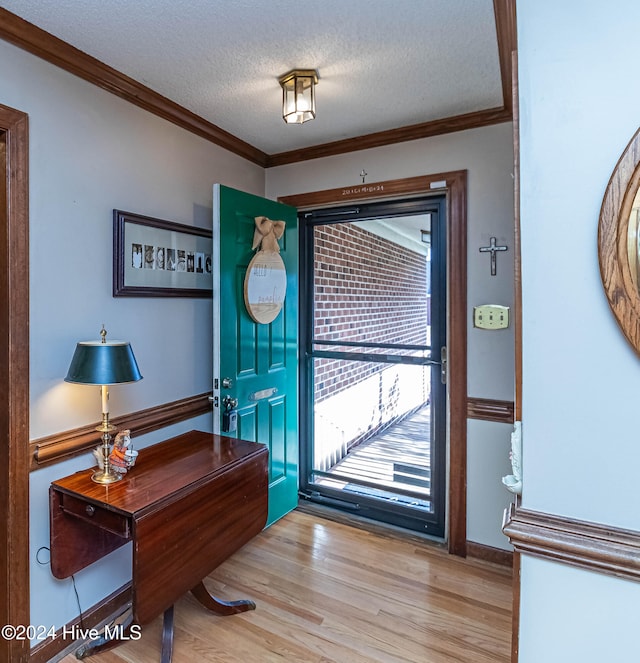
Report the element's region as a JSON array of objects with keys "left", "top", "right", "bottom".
[{"left": 299, "top": 197, "right": 447, "bottom": 538}]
